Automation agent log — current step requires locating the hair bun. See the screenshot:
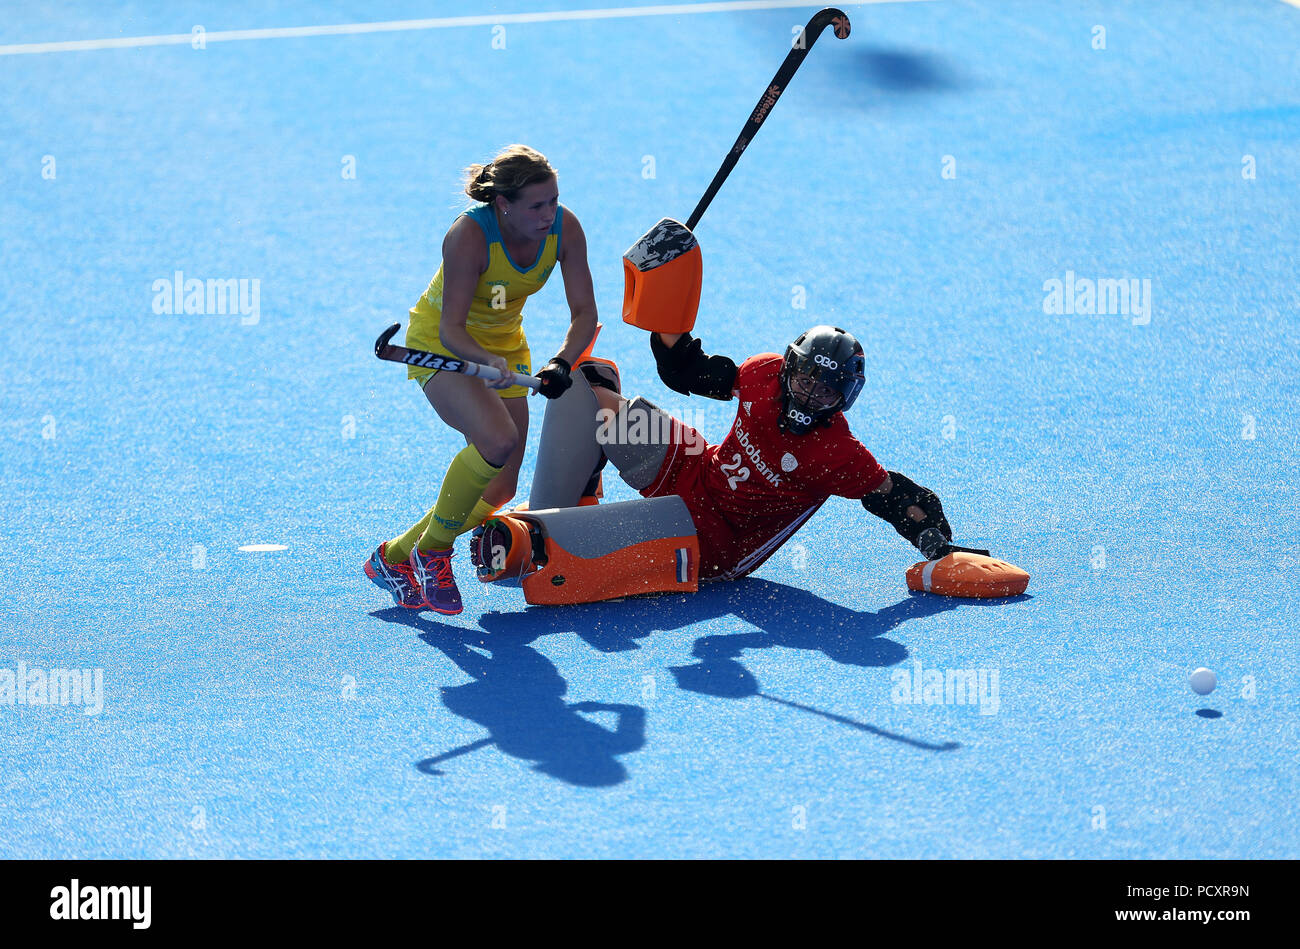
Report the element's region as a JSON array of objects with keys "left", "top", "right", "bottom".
[{"left": 463, "top": 146, "right": 553, "bottom": 203}]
